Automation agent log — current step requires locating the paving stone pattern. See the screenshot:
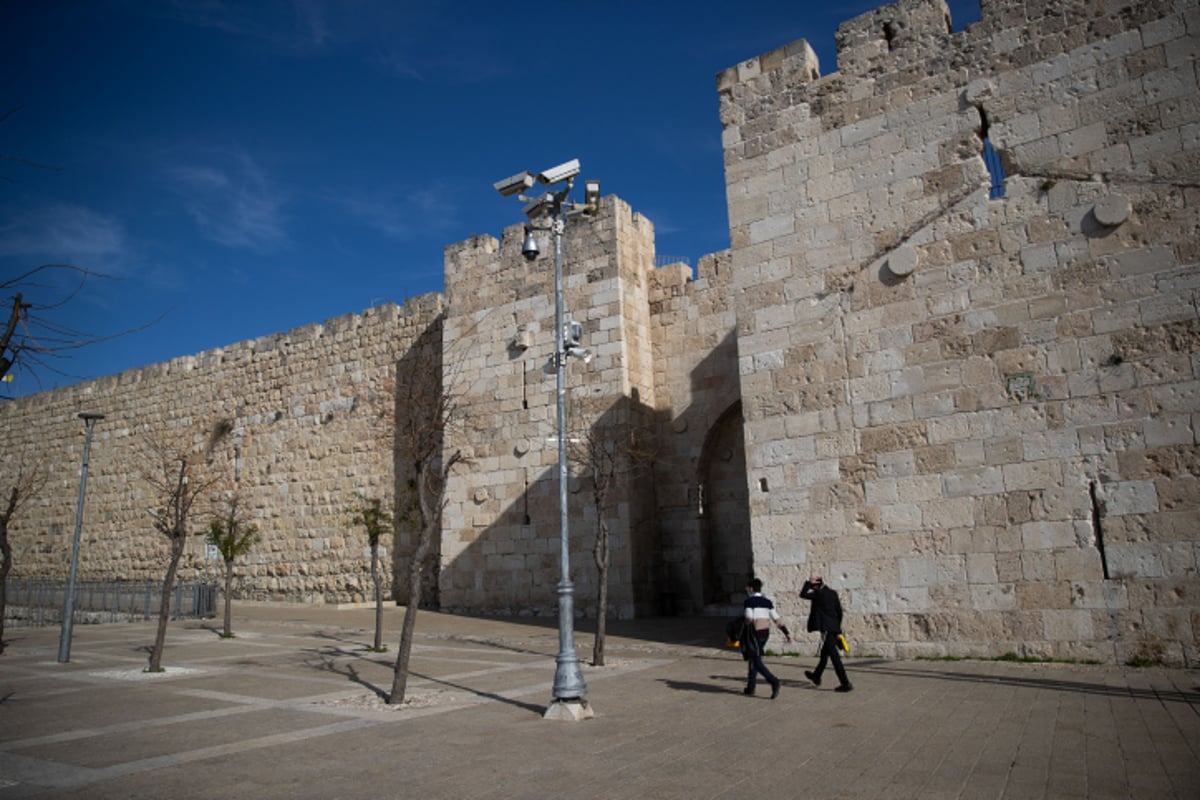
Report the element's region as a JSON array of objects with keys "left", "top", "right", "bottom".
[{"left": 0, "top": 606, "right": 1197, "bottom": 799}]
